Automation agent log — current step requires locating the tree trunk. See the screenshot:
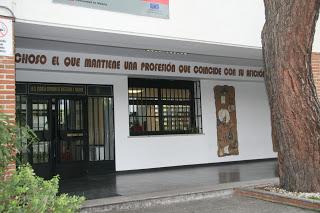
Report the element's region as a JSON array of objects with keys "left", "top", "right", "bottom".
[{"left": 262, "top": 0, "right": 320, "bottom": 192}]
